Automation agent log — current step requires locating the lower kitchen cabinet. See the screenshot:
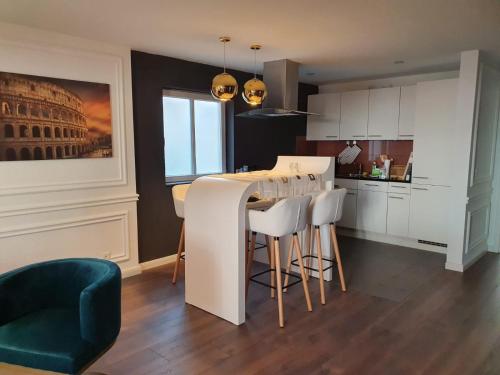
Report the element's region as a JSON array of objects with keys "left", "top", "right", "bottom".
[
  {"left": 387, "top": 193, "right": 410, "bottom": 237},
  {"left": 337, "top": 189, "right": 357, "bottom": 228},
  {"left": 409, "top": 184, "right": 450, "bottom": 244},
  {"left": 356, "top": 190, "right": 387, "bottom": 234}
]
